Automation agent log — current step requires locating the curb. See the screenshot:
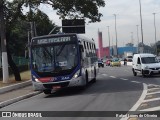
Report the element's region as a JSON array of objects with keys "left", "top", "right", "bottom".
[
  {"left": 0, "top": 80, "right": 32, "bottom": 94},
  {"left": 0, "top": 91, "right": 41, "bottom": 109}
]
